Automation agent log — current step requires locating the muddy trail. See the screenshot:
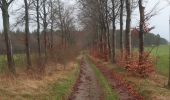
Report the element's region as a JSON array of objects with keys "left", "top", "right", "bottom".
[{"left": 69, "top": 58, "right": 103, "bottom": 100}]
